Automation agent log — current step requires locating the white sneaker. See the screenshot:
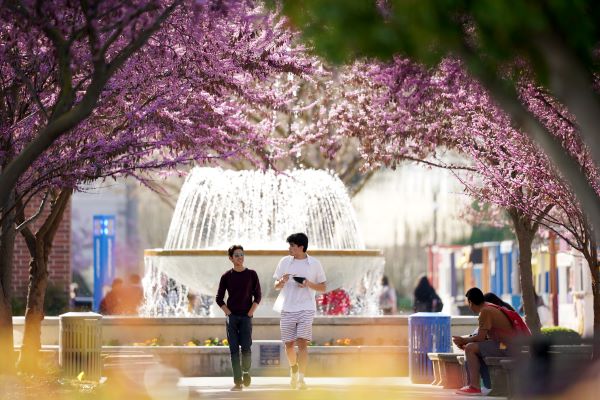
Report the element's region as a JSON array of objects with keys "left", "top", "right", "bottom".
[
  {"left": 481, "top": 386, "right": 492, "bottom": 396},
  {"left": 290, "top": 371, "right": 298, "bottom": 389},
  {"left": 298, "top": 379, "right": 307, "bottom": 390}
]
